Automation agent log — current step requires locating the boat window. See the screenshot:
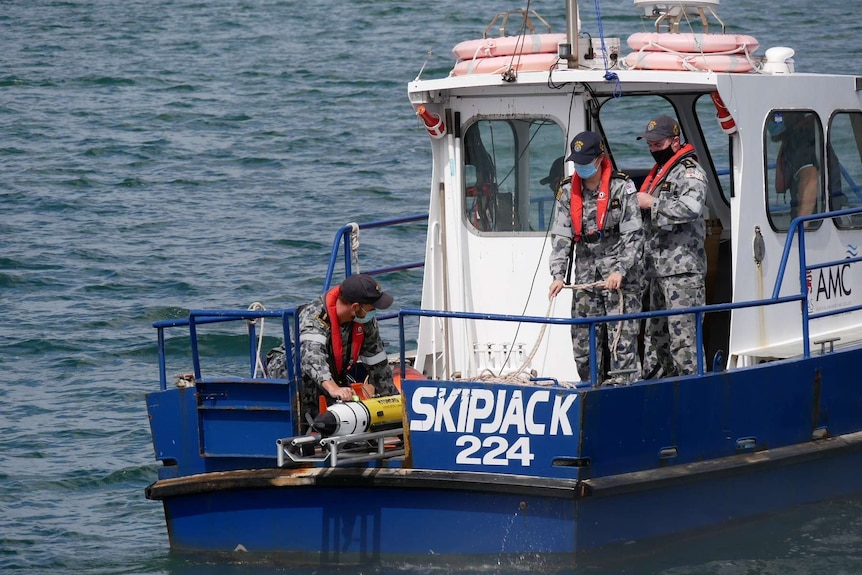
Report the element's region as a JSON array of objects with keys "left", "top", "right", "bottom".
[
  {"left": 463, "top": 119, "right": 564, "bottom": 234},
  {"left": 828, "top": 111, "right": 862, "bottom": 230},
  {"left": 764, "top": 110, "right": 825, "bottom": 232},
  {"left": 596, "top": 94, "right": 731, "bottom": 207},
  {"left": 597, "top": 94, "right": 674, "bottom": 189}
]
